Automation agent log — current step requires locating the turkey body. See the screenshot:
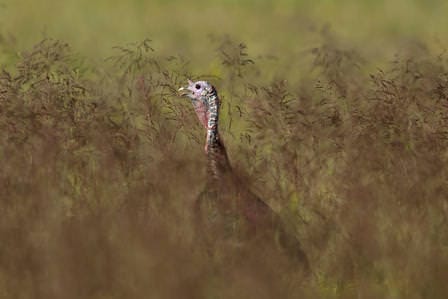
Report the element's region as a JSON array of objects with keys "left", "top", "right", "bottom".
[
  {"left": 179, "top": 80, "right": 309, "bottom": 271},
  {"left": 194, "top": 150, "right": 309, "bottom": 271},
  {"left": 195, "top": 181, "right": 277, "bottom": 251}
]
